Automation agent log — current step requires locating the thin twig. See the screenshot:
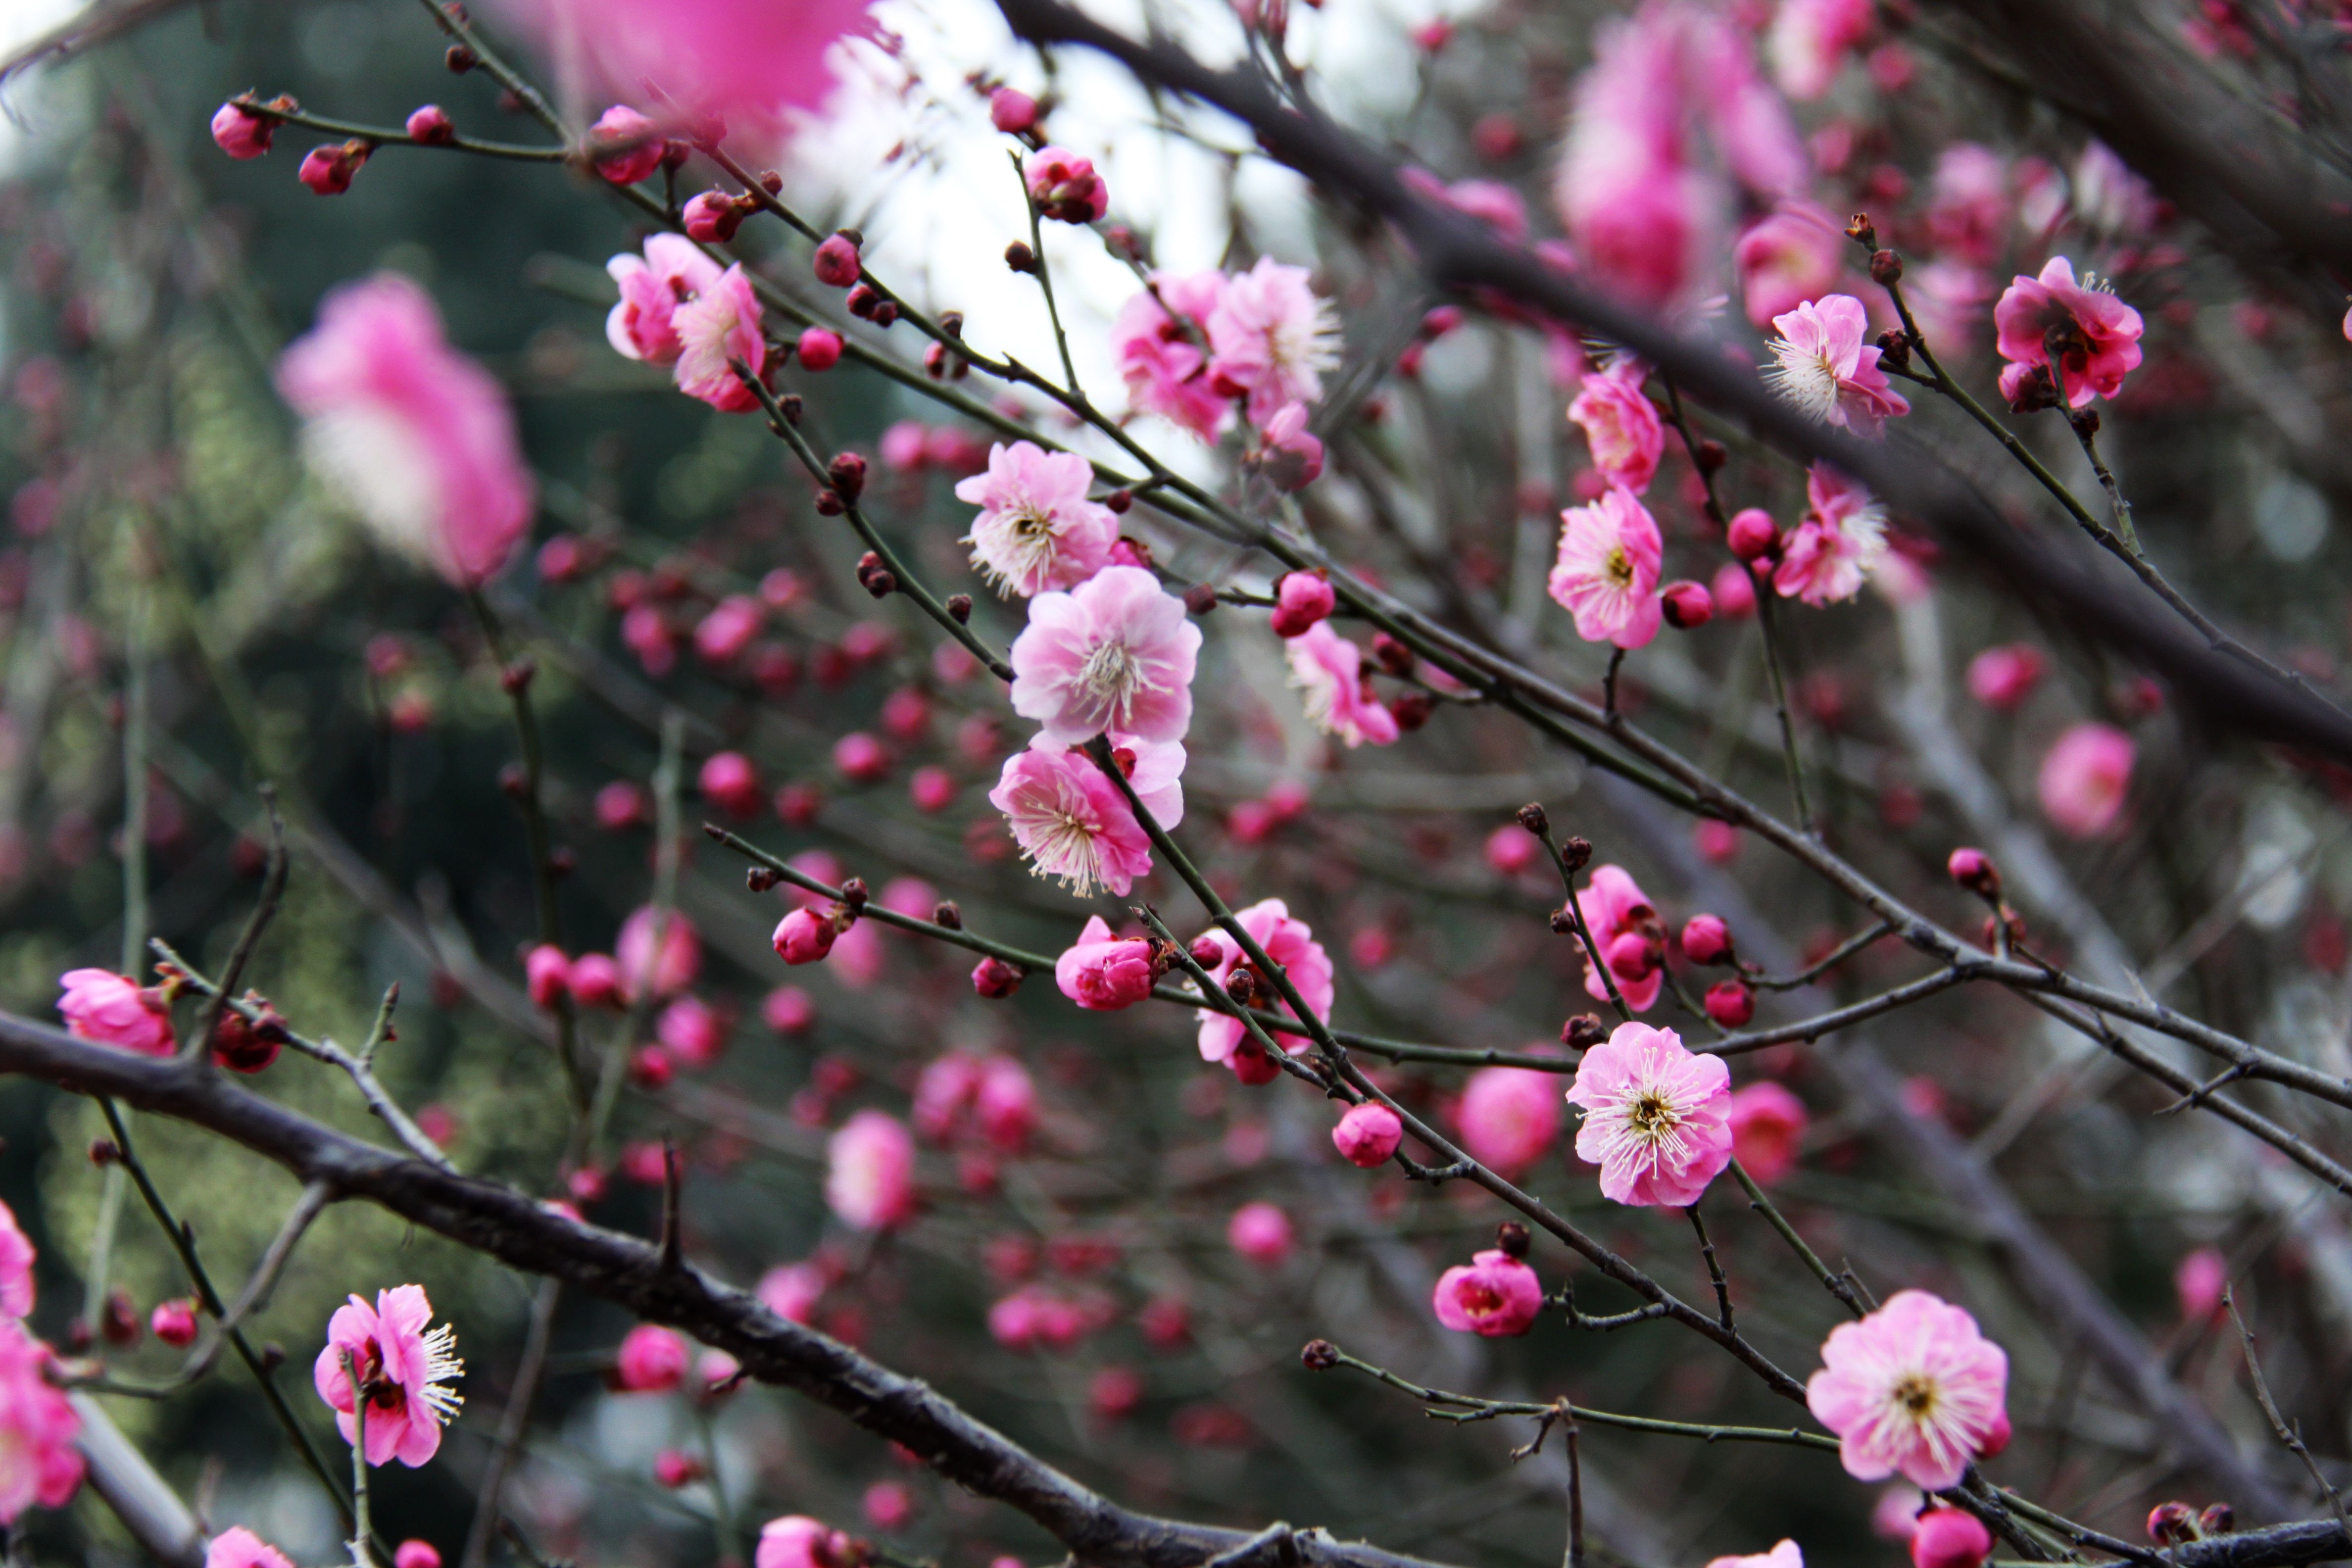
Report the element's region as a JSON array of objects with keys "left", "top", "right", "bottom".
[{"left": 2225, "top": 1285, "right": 2351, "bottom": 1538}]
